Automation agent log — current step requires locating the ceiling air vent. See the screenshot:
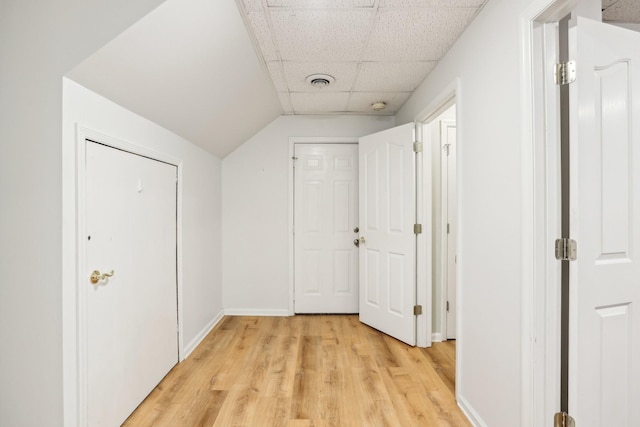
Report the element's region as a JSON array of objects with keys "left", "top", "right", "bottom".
[{"left": 306, "top": 74, "right": 335, "bottom": 88}]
